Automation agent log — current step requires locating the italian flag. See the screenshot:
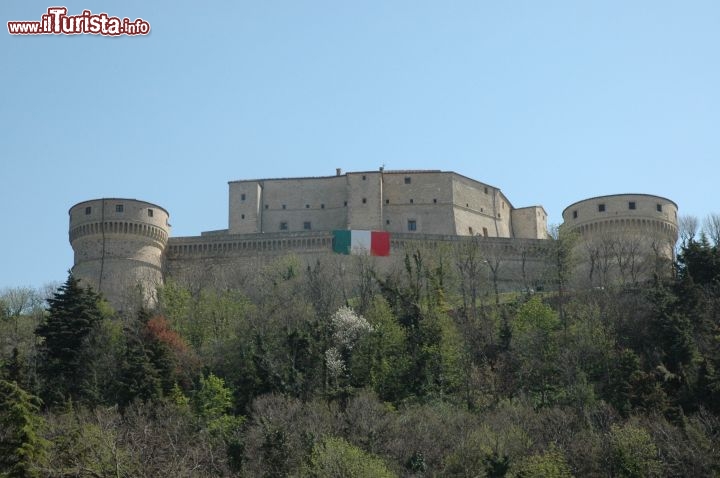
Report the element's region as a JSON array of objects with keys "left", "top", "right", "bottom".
[{"left": 333, "top": 230, "right": 390, "bottom": 256}]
